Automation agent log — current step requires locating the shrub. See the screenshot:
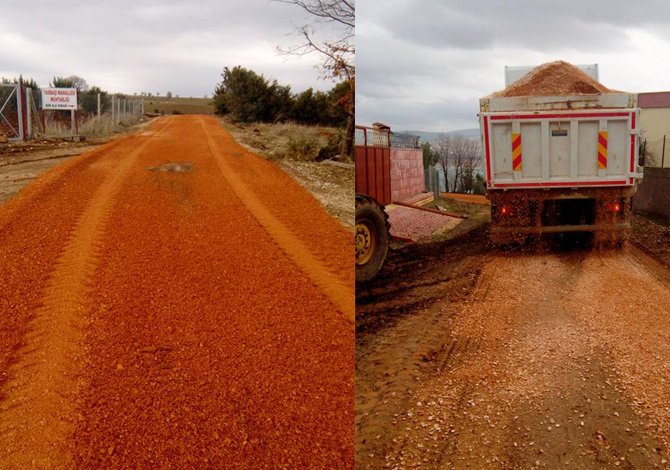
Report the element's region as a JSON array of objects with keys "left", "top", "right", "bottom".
[
  {"left": 316, "top": 132, "right": 345, "bottom": 161},
  {"left": 286, "top": 135, "right": 320, "bottom": 161}
]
